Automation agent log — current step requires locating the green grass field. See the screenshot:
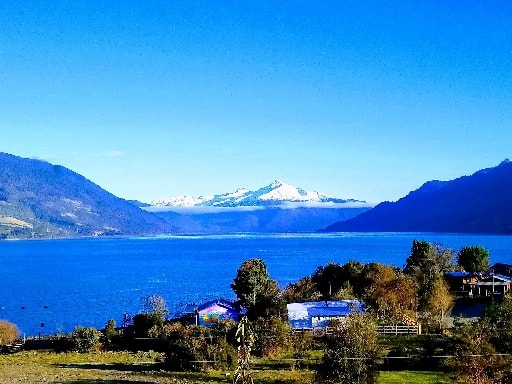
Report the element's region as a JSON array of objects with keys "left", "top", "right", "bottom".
[
  {"left": 378, "top": 370, "right": 450, "bottom": 383},
  {"left": 0, "top": 350, "right": 451, "bottom": 383}
]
